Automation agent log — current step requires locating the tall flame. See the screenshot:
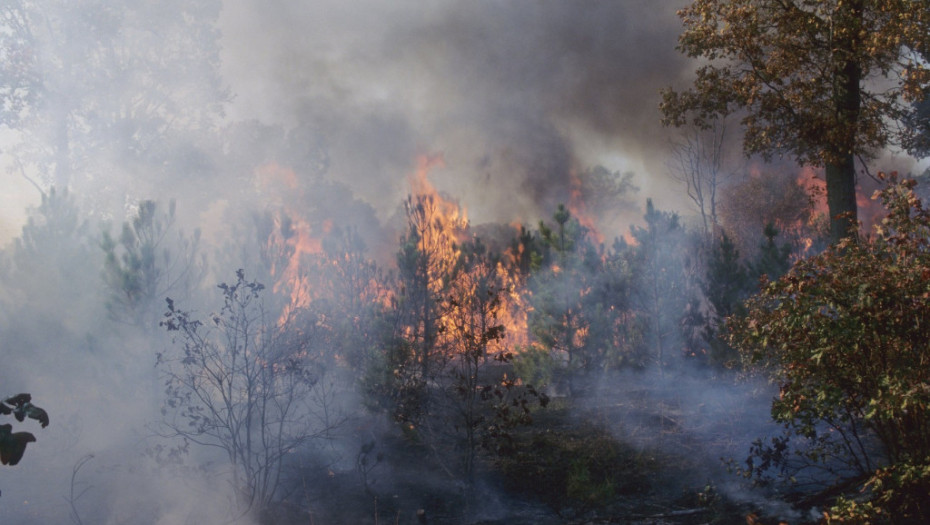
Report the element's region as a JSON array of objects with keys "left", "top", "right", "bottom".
[
  {"left": 255, "top": 162, "right": 328, "bottom": 323},
  {"left": 568, "top": 168, "right": 605, "bottom": 245},
  {"left": 404, "top": 154, "right": 535, "bottom": 357}
]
